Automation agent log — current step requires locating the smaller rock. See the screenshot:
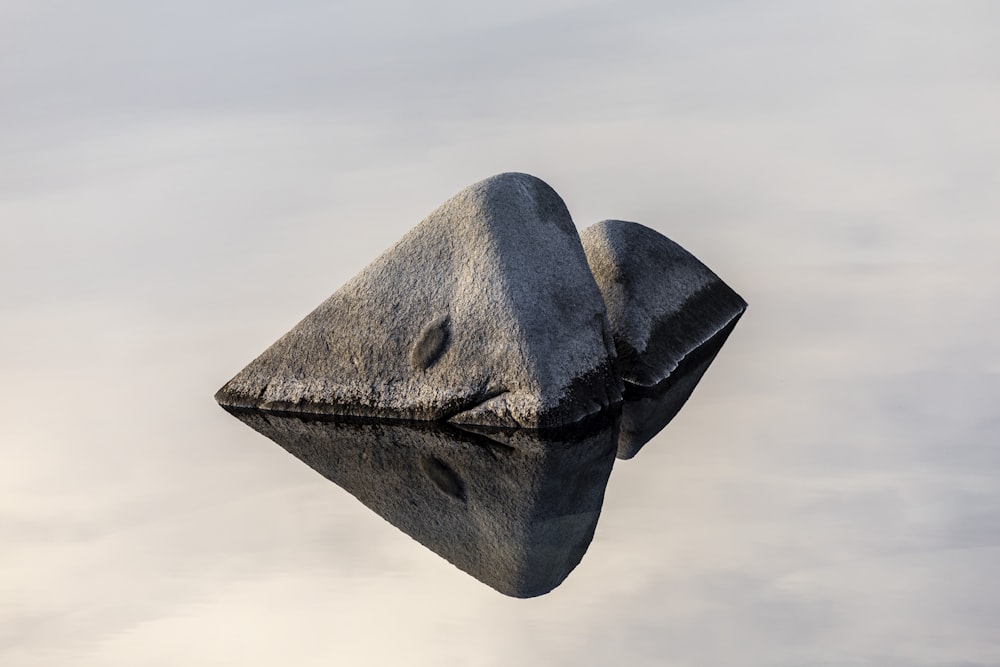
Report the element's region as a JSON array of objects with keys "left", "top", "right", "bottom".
[{"left": 581, "top": 220, "right": 746, "bottom": 454}]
